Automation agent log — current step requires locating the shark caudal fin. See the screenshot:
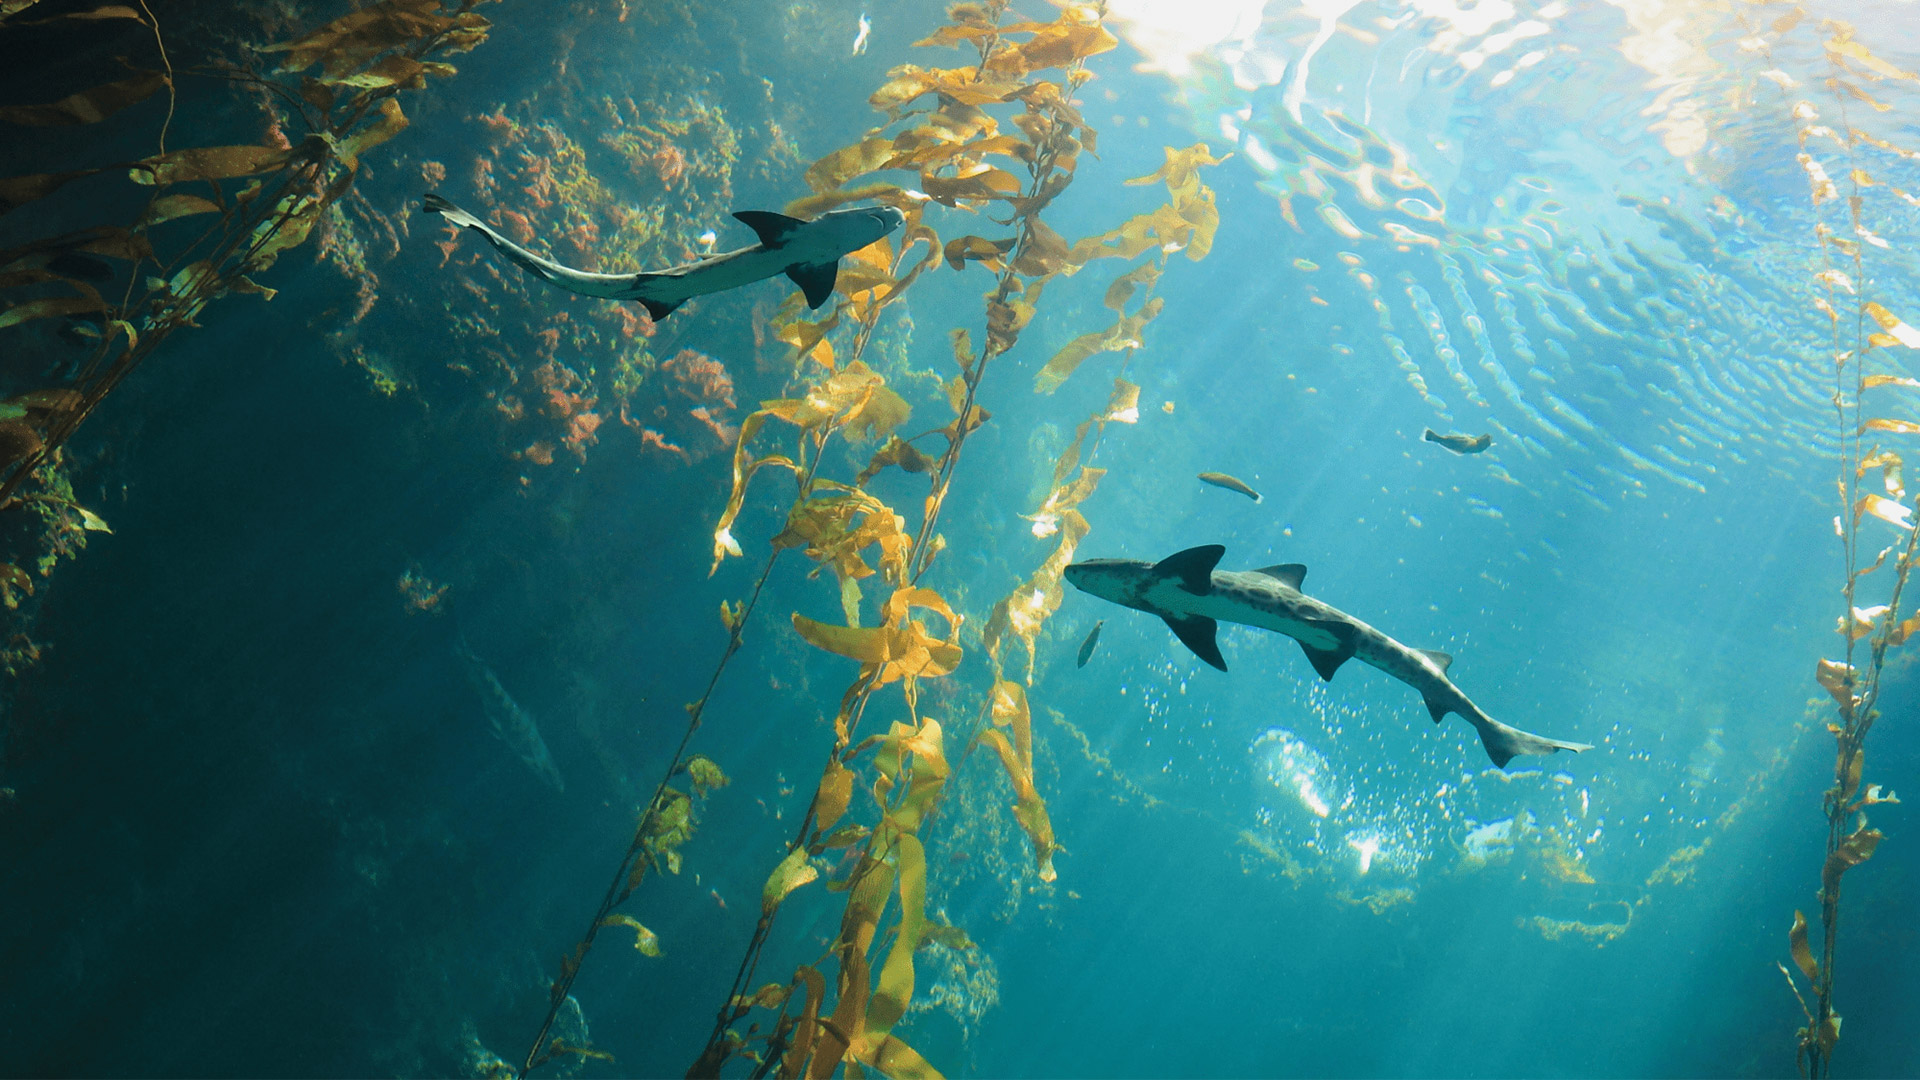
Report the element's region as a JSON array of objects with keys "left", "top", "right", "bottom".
[
  {"left": 422, "top": 192, "right": 484, "bottom": 229},
  {"left": 424, "top": 192, "right": 646, "bottom": 304},
  {"left": 1442, "top": 701, "right": 1593, "bottom": 768}
]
